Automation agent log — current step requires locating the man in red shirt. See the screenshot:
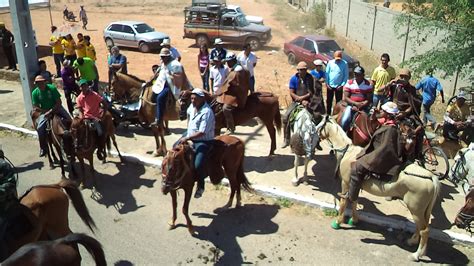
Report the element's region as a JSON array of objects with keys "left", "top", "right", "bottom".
[{"left": 75, "top": 79, "right": 108, "bottom": 159}]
